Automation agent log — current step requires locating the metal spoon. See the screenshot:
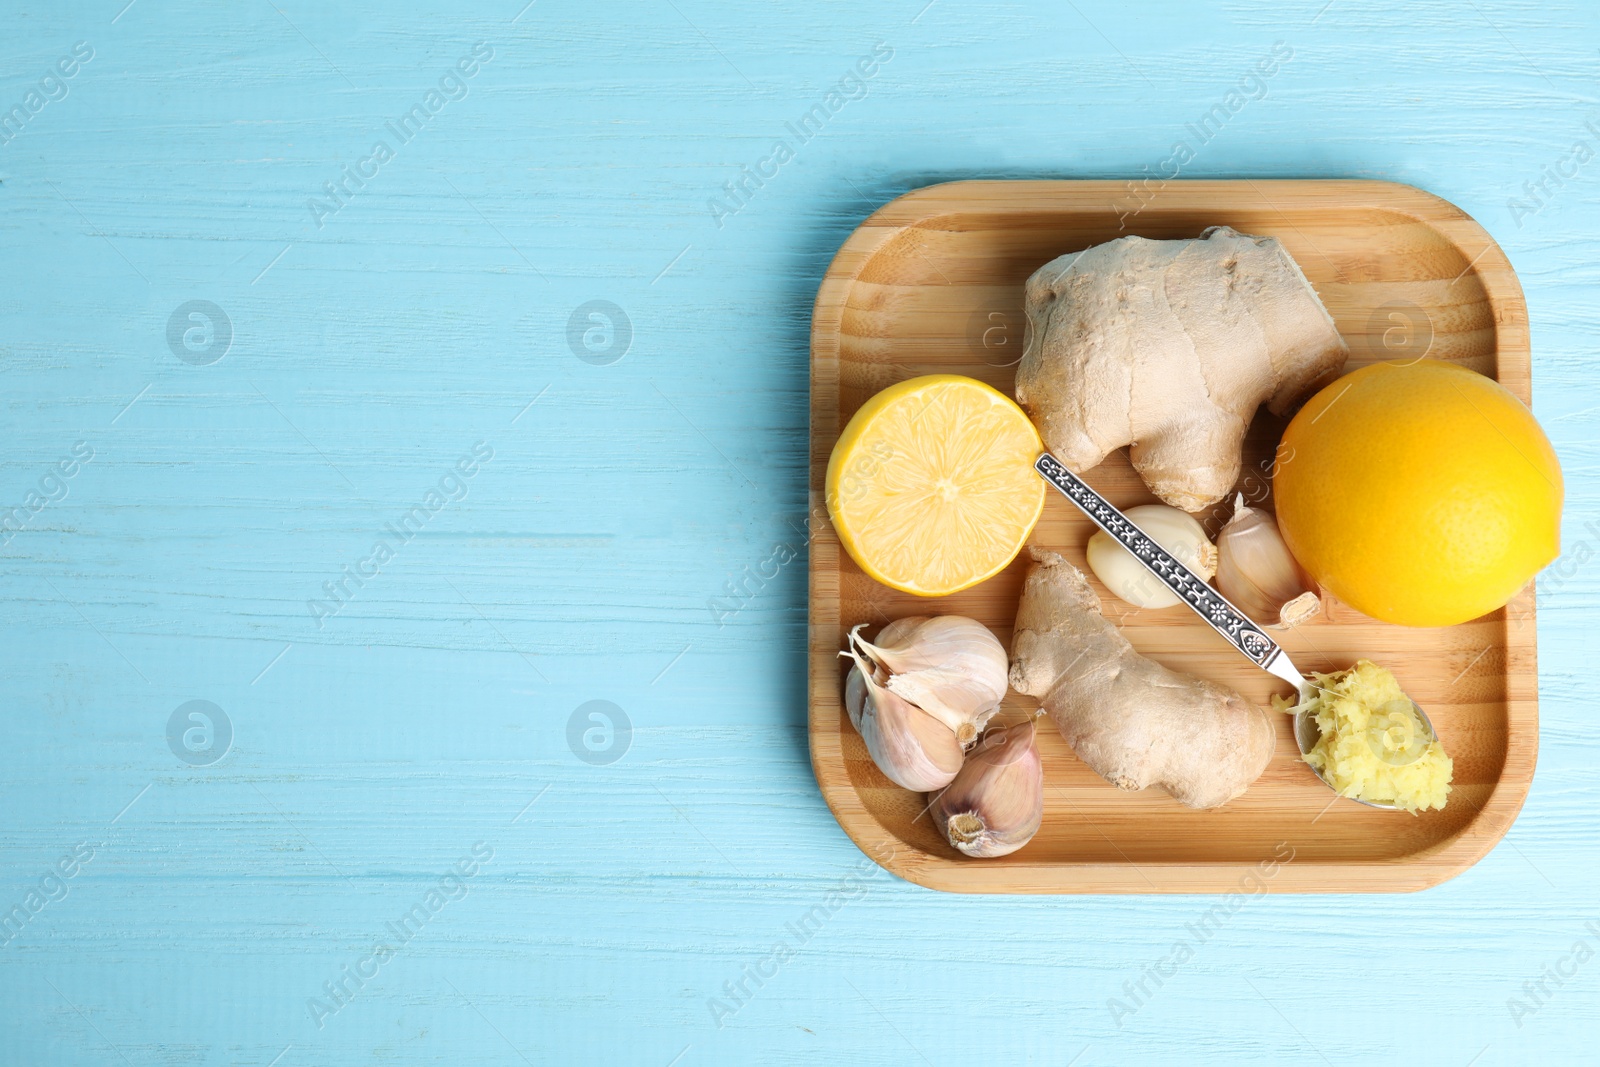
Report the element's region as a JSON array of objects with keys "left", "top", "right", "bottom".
[{"left": 1033, "top": 452, "right": 1436, "bottom": 810}]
